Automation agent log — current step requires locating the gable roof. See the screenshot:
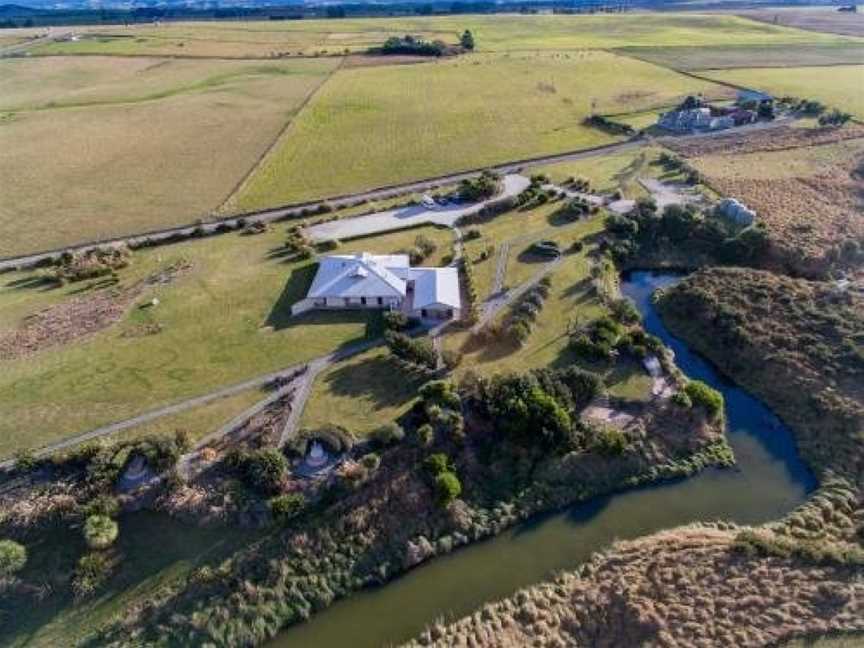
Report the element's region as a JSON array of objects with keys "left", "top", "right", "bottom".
[
  {"left": 308, "top": 253, "right": 408, "bottom": 299},
  {"left": 392, "top": 266, "right": 461, "bottom": 310}
]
